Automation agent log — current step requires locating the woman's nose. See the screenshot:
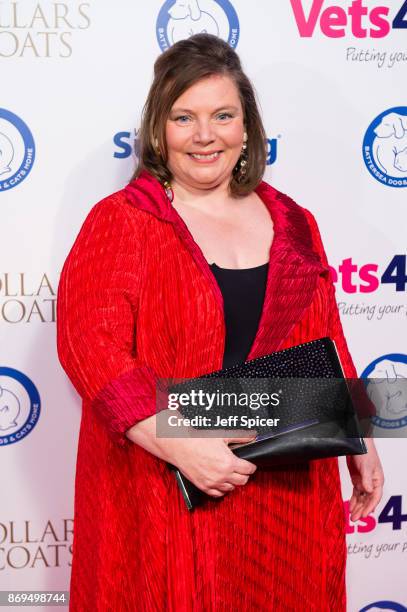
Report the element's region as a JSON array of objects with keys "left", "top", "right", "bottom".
[{"left": 192, "top": 120, "right": 215, "bottom": 145}]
